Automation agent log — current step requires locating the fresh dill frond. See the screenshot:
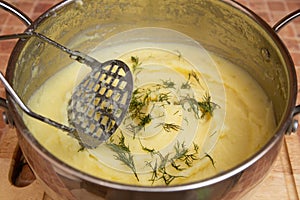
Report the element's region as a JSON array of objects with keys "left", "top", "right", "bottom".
[
  {"left": 140, "top": 142, "right": 156, "bottom": 154},
  {"left": 181, "top": 71, "right": 193, "bottom": 89},
  {"left": 178, "top": 93, "right": 218, "bottom": 119},
  {"left": 145, "top": 141, "right": 200, "bottom": 185},
  {"left": 198, "top": 93, "right": 219, "bottom": 118},
  {"left": 159, "top": 122, "right": 182, "bottom": 132},
  {"left": 181, "top": 81, "right": 191, "bottom": 89},
  {"left": 179, "top": 95, "right": 201, "bottom": 119},
  {"left": 190, "top": 70, "right": 201, "bottom": 85},
  {"left": 117, "top": 132, "right": 130, "bottom": 152},
  {"left": 157, "top": 92, "right": 171, "bottom": 104},
  {"left": 205, "top": 153, "right": 216, "bottom": 168},
  {"left": 157, "top": 152, "right": 170, "bottom": 169},
  {"left": 170, "top": 160, "right": 184, "bottom": 171},
  {"left": 158, "top": 168, "right": 181, "bottom": 185},
  {"left": 146, "top": 159, "right": 159, "bottom": 185},
  {"left": 127, "top": 86, "right": 173, "bottom": 135},
  {"left": 147, "top": 152, "right": 183, "bottom": 185},
  {"left": 138, "top": 114, "right": 152, "bottom": 128},
  {"left": 106, "top": 133, "right": 139, "bottom": 181},
  {"left": 131, "top": 56, "right": 142, "bottom": 73},
  {"left": 172, "top": 141, "right": 199, "bottom": 167},
  {"left": 128, "top": 88, "right": 147, "bottom": 120},
  {"left": 126, "top": 124, "right": 142, "bottom": 139},
  {"left": 161, "top": 79, "right": 176, "bottom": 89},
  {"left": 126, "top": 88, "right": 153, "bottom": 136}
]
